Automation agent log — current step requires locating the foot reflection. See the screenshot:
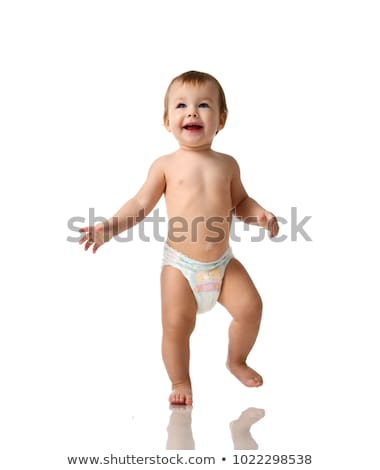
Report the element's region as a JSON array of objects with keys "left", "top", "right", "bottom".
[
  {"left": 230, "top": 407, "right": 265, "bottom": 450},
  {"left": 166, "top": 405, "right": 195, "bottom": 450},
  {"left": 166, "top": 406, "right": 265, "bottom": 450}
]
